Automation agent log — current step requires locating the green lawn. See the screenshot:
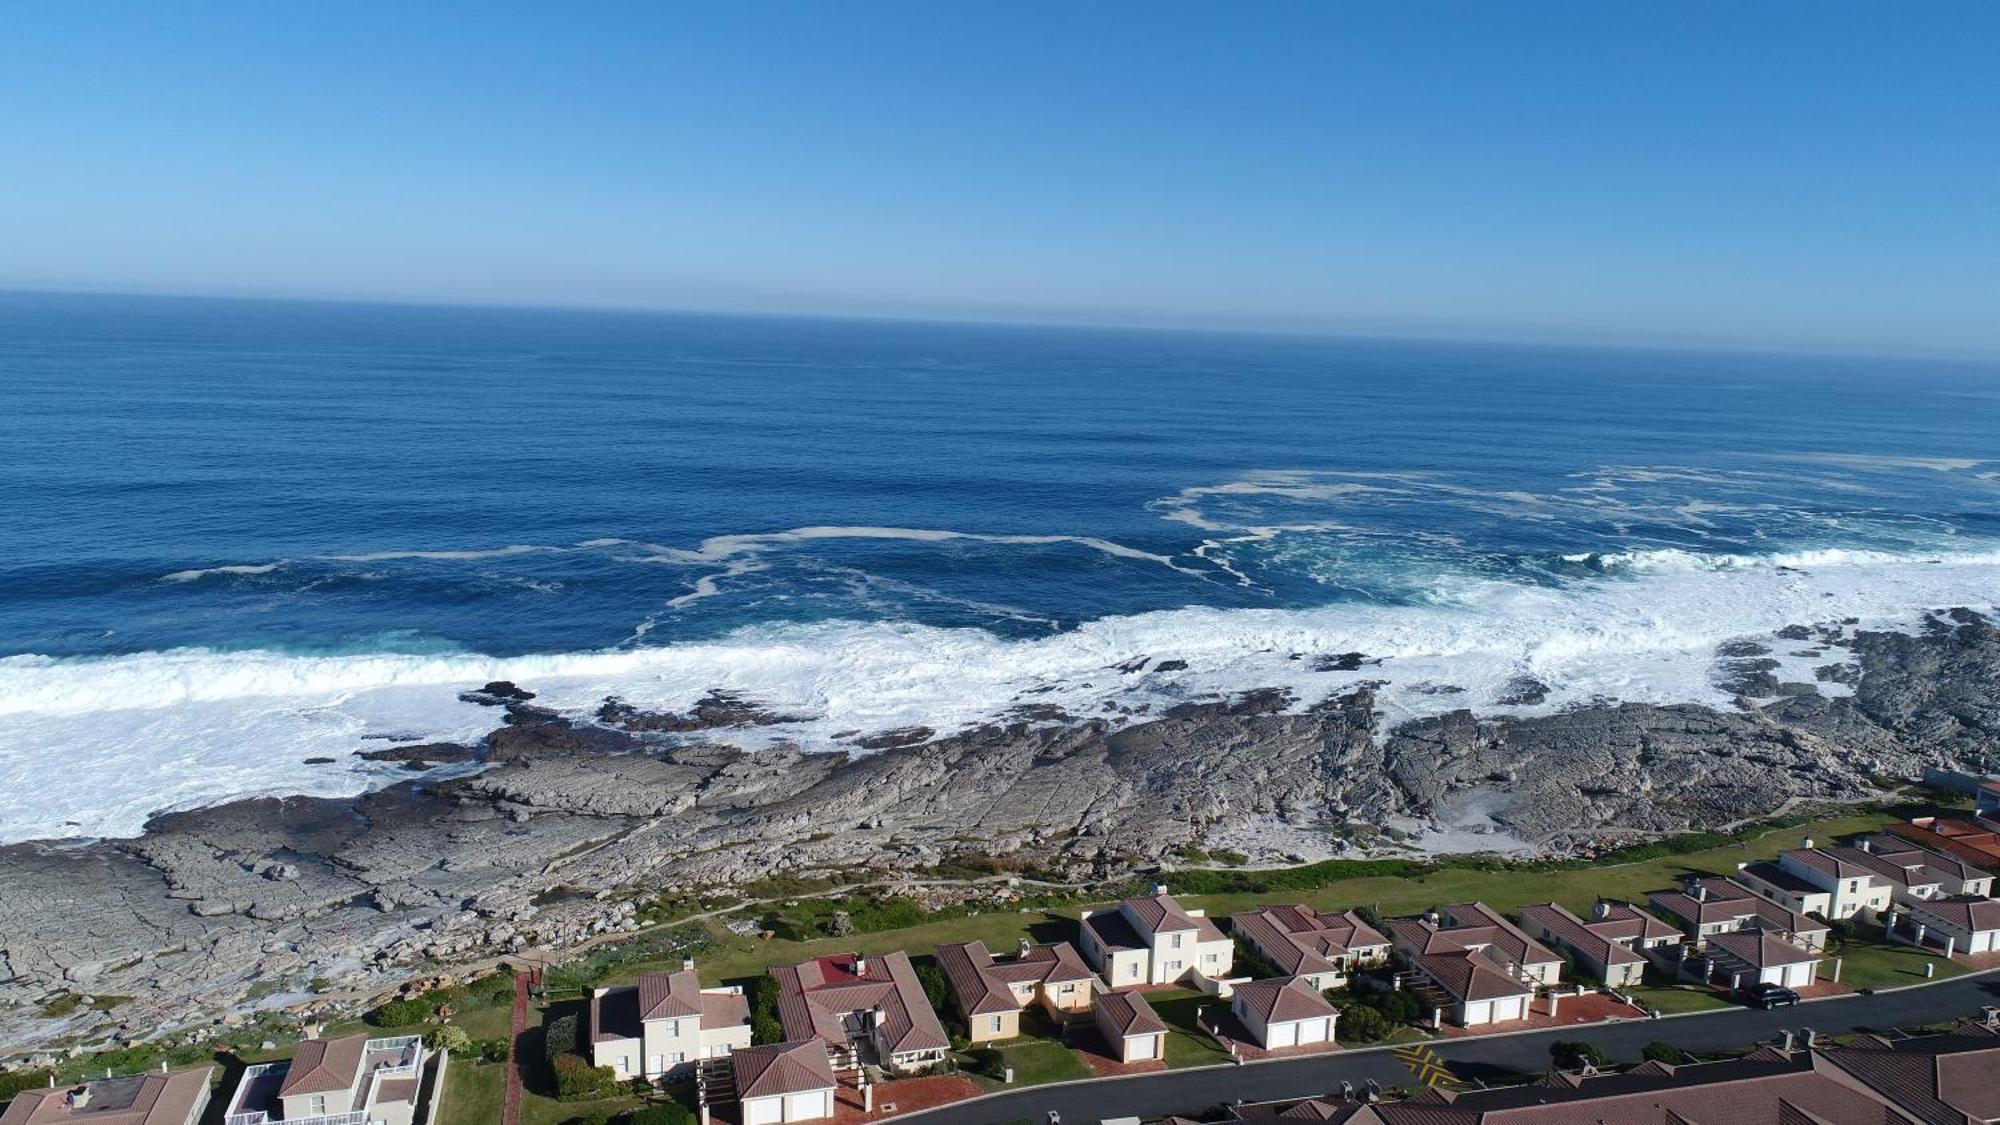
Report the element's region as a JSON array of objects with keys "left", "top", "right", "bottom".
[
  {"left": 1144, "top": 989, "right": 1233, "bottom": 1068},
  {"left": 985, "top": 1037, "right": 1091, "bottom": 1086},
  {"left": 1825, "top": 933, "right": 1968, "bottom": 990},
  {"left": 437, "top": 1058, "right": 507, "bottom": 1125},
  {"left": 1626, "top": 984, "right": 1733, "bottom": 1014}
]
